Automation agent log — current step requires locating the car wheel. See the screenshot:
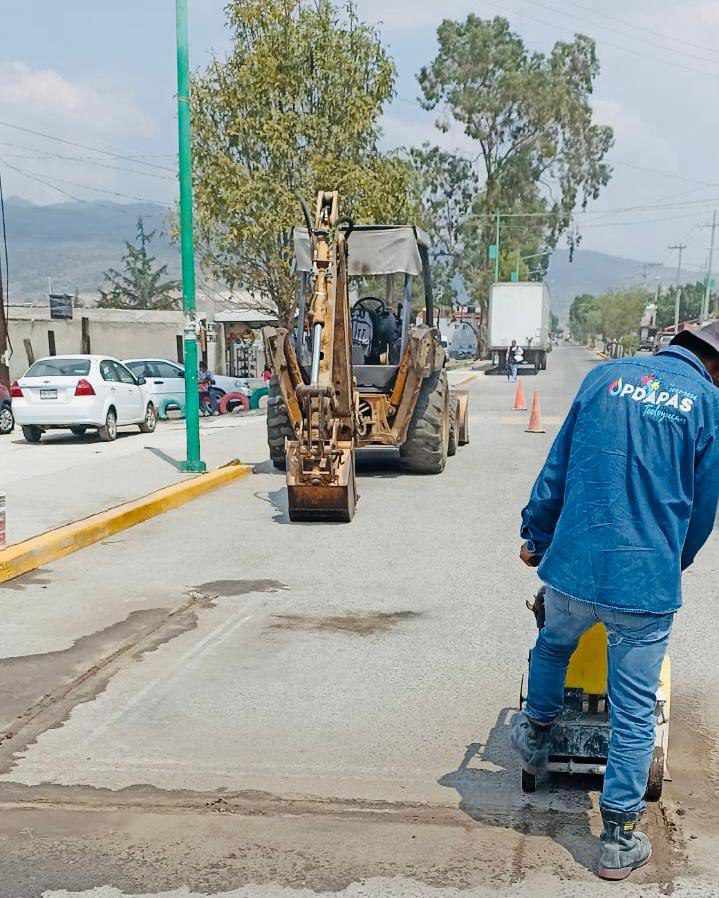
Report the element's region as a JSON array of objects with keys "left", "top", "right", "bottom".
[
  {"left": 139, "top": 402, "right": 157, "bottom": 433},
  {"left": 70, "top": 426, "right": 87, "bottom": 437},
  {"left": 98, "top": 408, "right": 118, "bottom": 442},
  {"left": 21, "top": 424, "right": 42, "bottom": 444},
  {"left": 0, "top": 404, "right": 14, "bottom": 435}
]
